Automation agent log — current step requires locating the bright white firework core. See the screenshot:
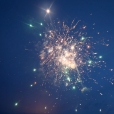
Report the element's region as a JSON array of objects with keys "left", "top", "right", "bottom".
[
  {"left": 46, "top": 9, "right": 50, "bottom": 13},
  {"left": 58, "top": 50, "right": 77, "bottom": 69}
]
